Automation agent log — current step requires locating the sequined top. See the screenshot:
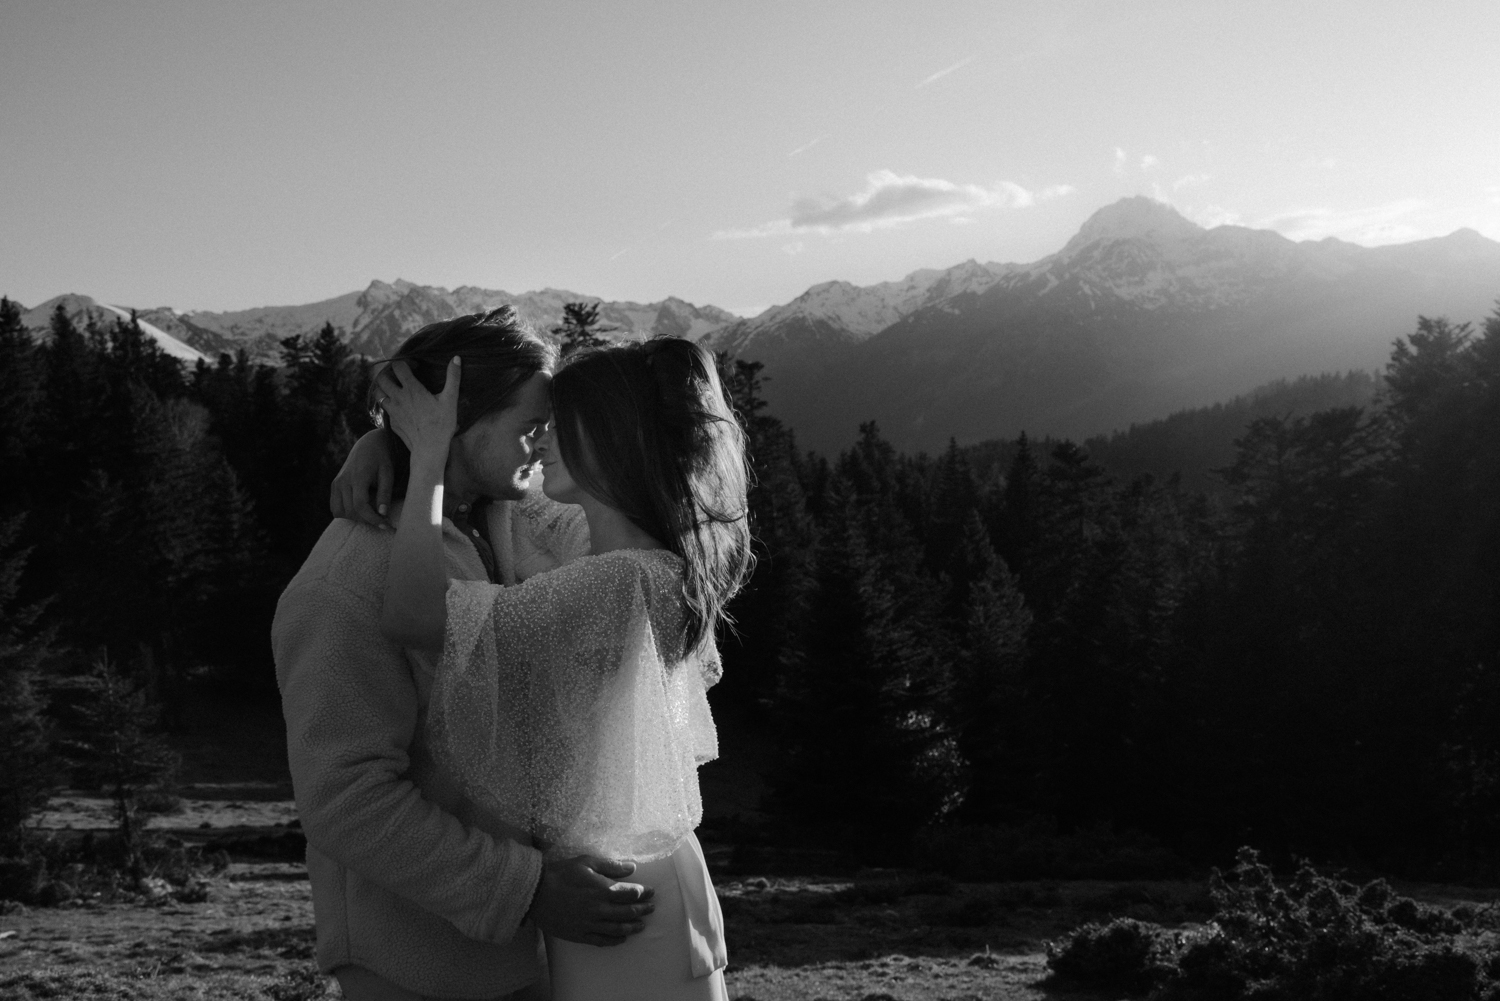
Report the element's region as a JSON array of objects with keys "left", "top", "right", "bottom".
[{"left": 428, "top": 548, "right": 721, "bottom": 863}]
